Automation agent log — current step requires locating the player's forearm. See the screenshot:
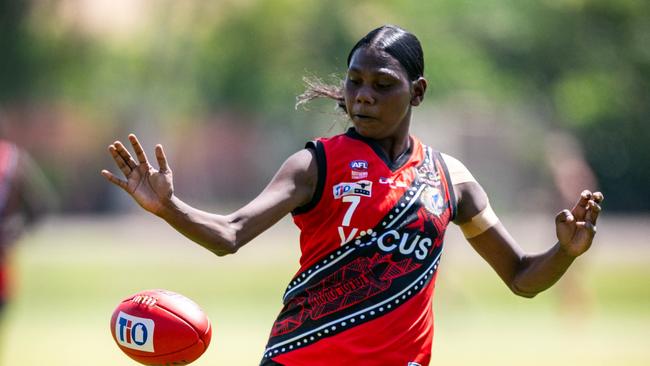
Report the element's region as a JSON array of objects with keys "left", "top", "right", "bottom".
[
  {"left": 511, "top": 243, "right": 577, "bottom": 298},
  {"left": 157, "top": 195, "right": 240, "bottom": 256}
]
